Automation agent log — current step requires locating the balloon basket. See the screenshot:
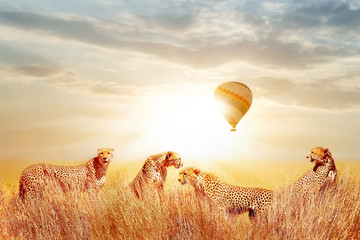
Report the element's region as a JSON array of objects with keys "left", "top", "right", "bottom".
[{"left": 230, "top": 128, "right": 237, "bottom": 132}]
